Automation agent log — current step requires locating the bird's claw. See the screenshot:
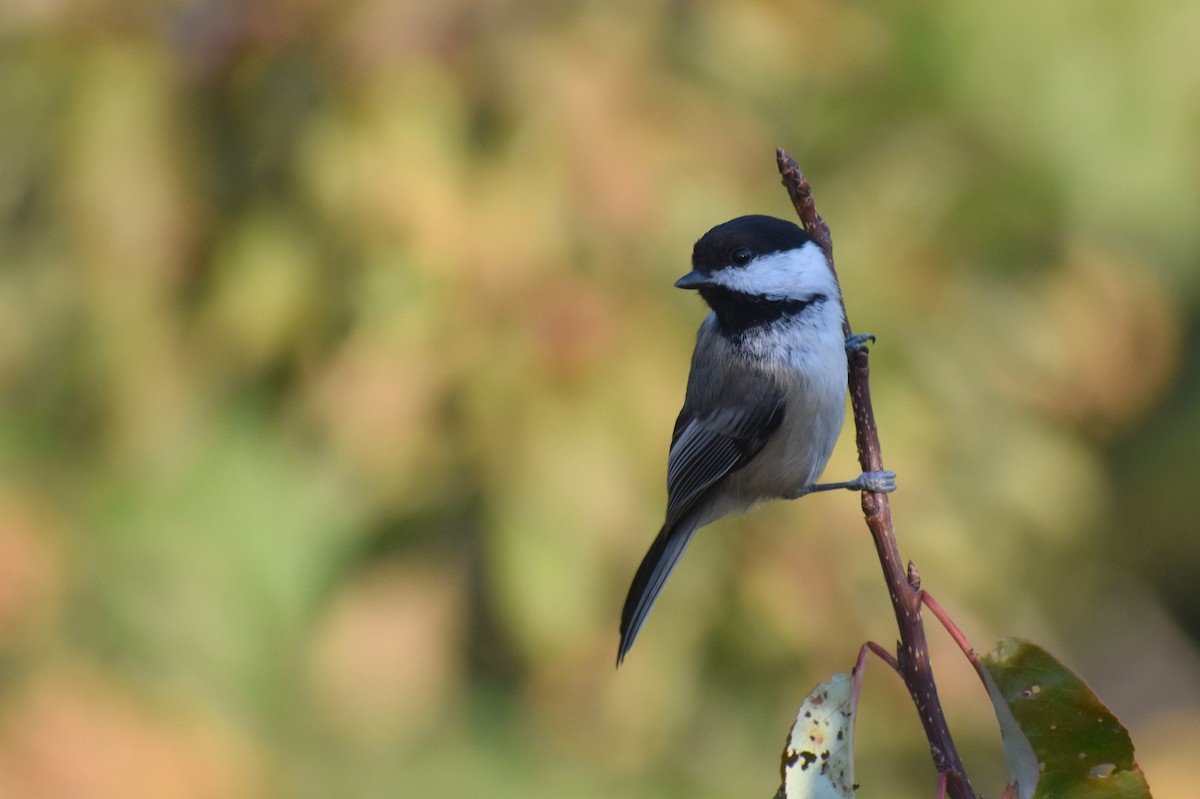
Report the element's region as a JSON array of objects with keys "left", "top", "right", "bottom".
[
  {"left": 789, "top": 469, "right": 898, "bottom": 498},
  {"left": 857, "top": 470, "right": 896, "bottom": 493},
  {"left": 846, "top": 332, "right": 876, "bottom": 356}
]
